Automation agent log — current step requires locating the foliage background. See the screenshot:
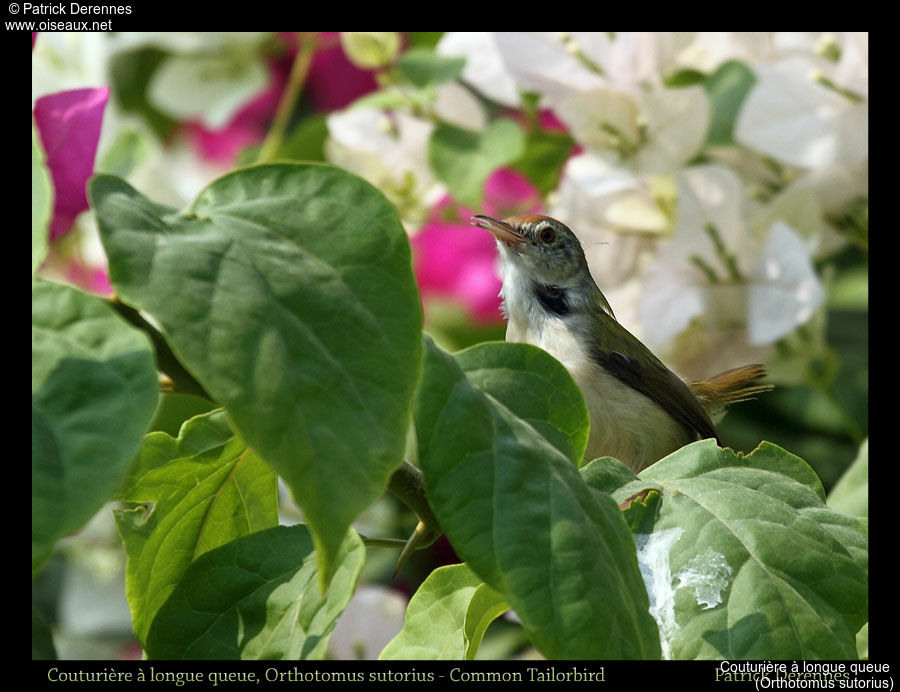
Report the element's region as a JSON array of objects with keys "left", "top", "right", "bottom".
[{"left": 32, "top": 31, "right": 867, "bottom": 660}]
